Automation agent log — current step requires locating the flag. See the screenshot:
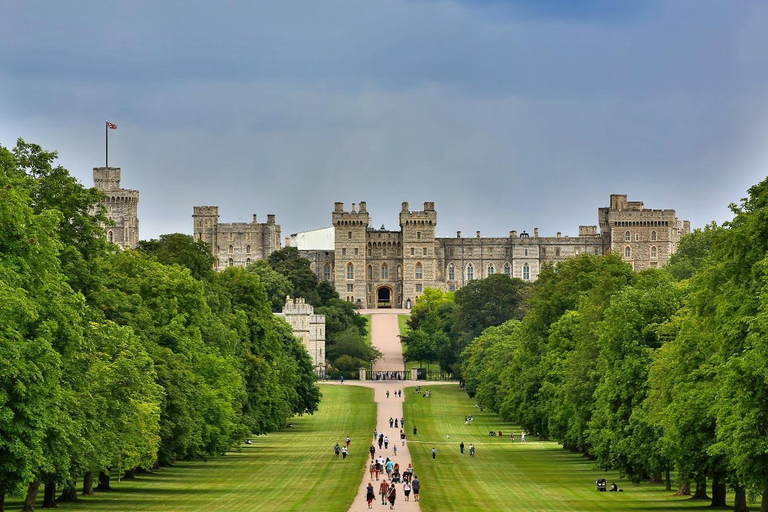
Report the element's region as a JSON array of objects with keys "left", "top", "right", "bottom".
[{"left": 107, "top": 122, "right": 117, "bottom": 129}]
